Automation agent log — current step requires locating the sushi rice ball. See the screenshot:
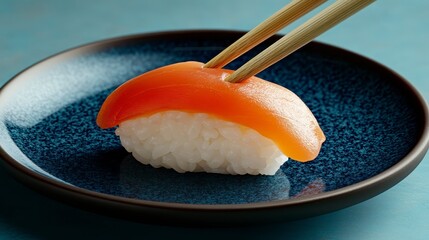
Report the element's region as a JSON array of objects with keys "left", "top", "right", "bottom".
[{"left": 115, "top": 111, "right": 288, "bottom": 175}]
